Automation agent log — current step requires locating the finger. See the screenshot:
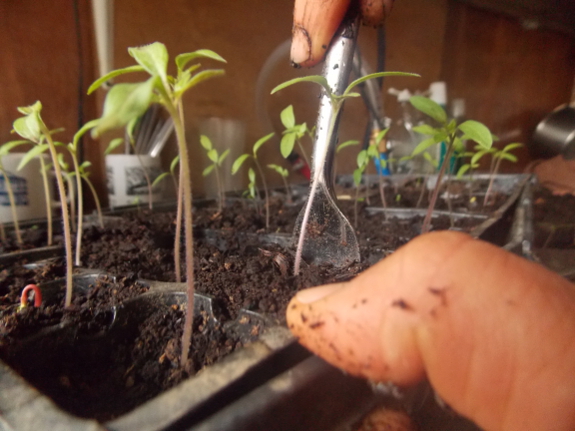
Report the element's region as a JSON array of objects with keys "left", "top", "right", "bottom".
[
  {"left": 287, "top": 232, "right": 575, "bottom": 431},
  {"left": 359, "top": 0, "right": 394, "bottom": 27},
  {"left": 291, "top": 0, "right": 351, "bottom": 67}
]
